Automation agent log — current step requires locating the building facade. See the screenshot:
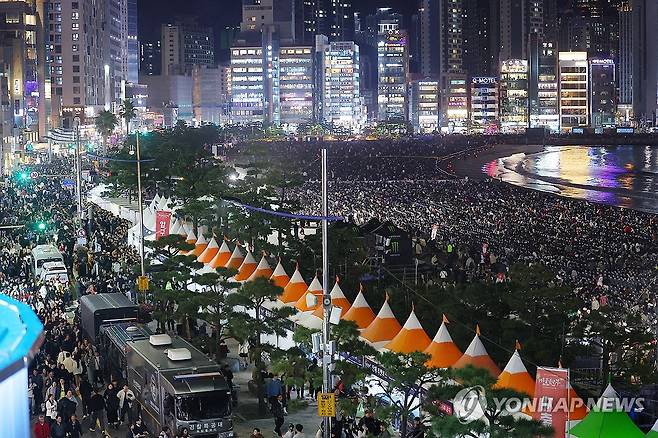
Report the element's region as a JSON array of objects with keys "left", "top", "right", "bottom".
[
  {"left": 279, "top": 46, "right": 313, "bottom": 127},
  {"left": 377, "top": 24, "right": 408, "bottom": 121},
  {"left": 140, "top": 41, "right": 161, "bottom": 76},
  {"left": 499, "top": 59, "right": 529, "bottom": 133},
  {"left": 230, "top": 46, "right": 264, "bottom": 124},
  {"left": 631, "top": 0, "right": 658, "bottom": 126},
  {"left": 470, "top": 76, "right": 499, "bottom": 133},
  {"left": 529, "top": 36, "right": 559, "bottom": 131},
  {"left": 409, "top": 79, "right": 439, "bottom": 134},
  {"left": 589, "top": 58, "right": 616, "bottom": 128},
  {"left": 320, "top": 40, "right": 364, "bottom": 132},
  {"left": 558, "top": 51, "right": 589, "bottom": 132},
  {"left": 161, "top": 22, "right": 214, "bottom": 76}
]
